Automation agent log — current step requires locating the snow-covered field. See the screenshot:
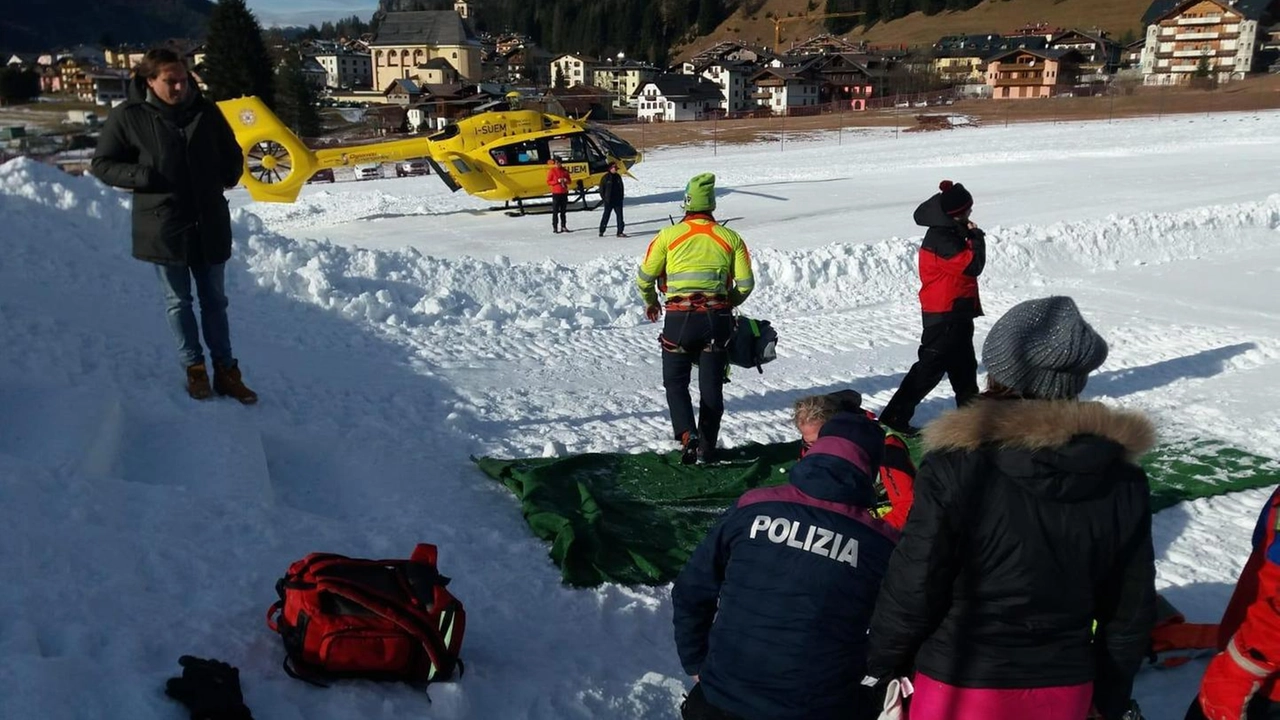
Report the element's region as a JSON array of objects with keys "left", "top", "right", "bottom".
[{"left": 3, "top": 110, "right": 1280, "bottom": 719}]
